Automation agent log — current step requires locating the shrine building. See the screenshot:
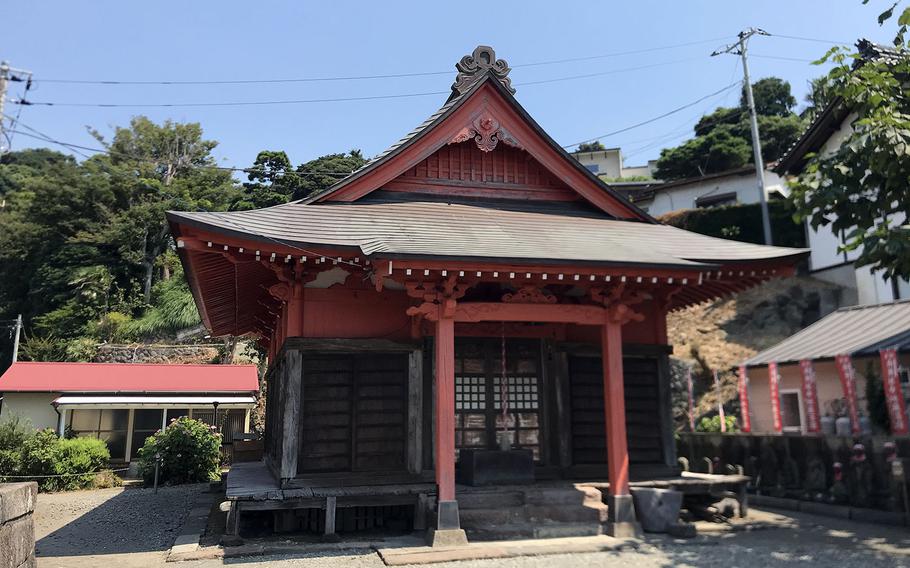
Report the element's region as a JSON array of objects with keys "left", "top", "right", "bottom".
[{"left": 167, "top": 46, "right": 806, "bottom": 543}]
